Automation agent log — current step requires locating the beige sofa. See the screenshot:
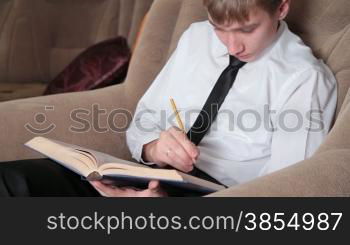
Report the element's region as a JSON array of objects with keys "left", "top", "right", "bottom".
[
  {"left": 0, "top": 0, "right": 350, "bottom": 196},
  {"left": 0, "top": 0, "right": 153, "bottom": 101}
]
